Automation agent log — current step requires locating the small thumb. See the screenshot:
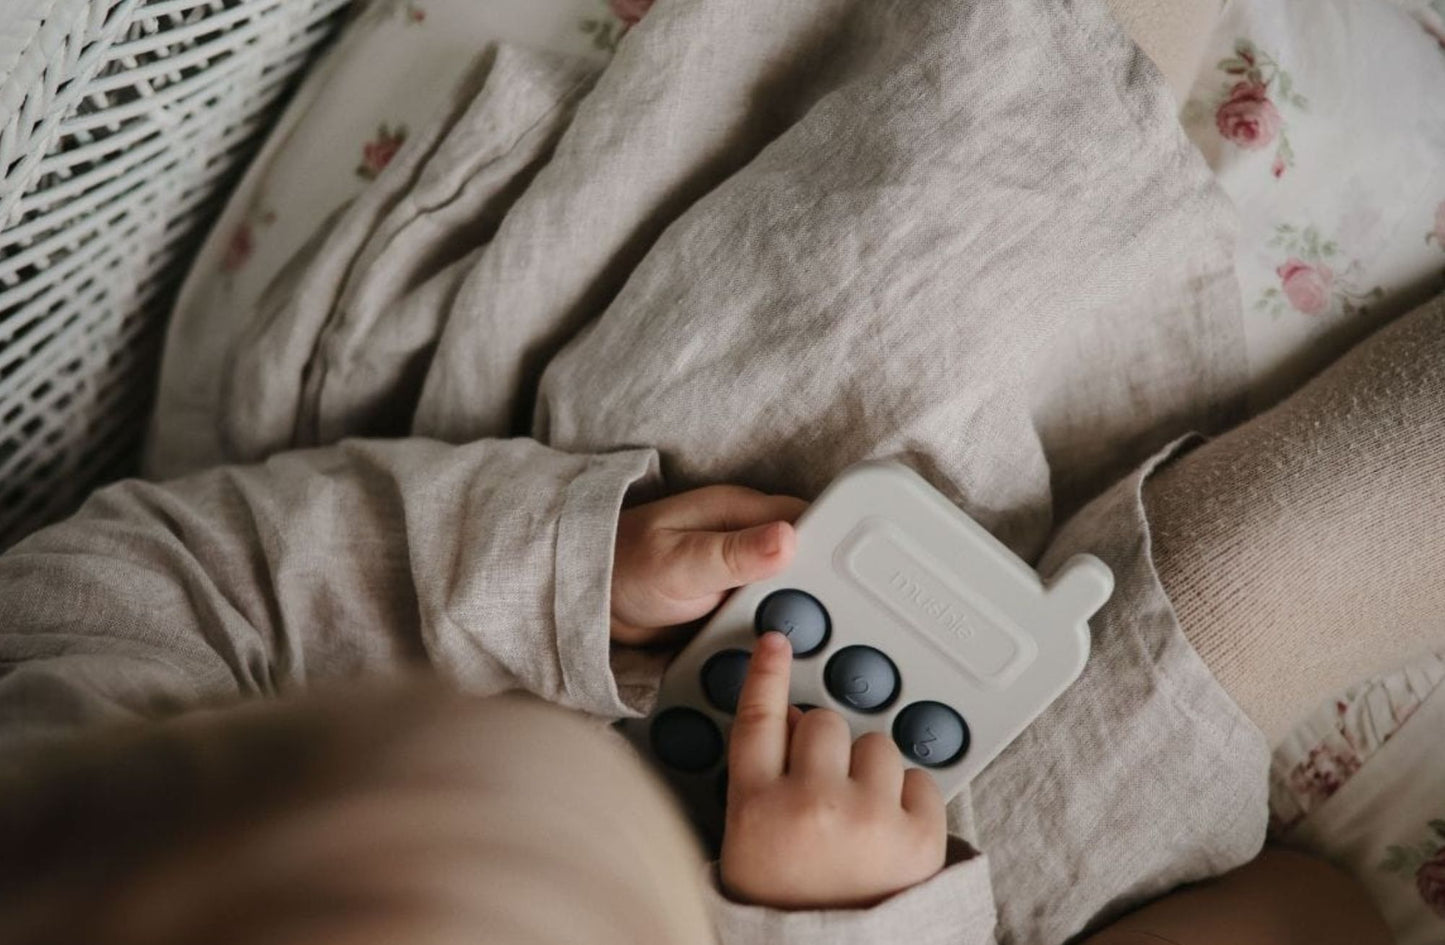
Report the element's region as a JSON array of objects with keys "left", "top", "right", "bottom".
[{"left": 671, "top": 522, "right": 794, "bottom": 598}]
